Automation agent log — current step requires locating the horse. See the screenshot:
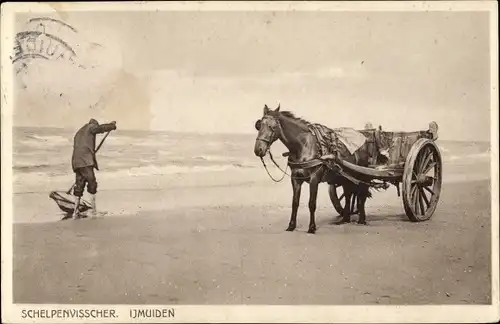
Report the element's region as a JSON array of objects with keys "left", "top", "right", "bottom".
[{"left": 253, "top": 104, "right": 374, "bottom": 234}]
